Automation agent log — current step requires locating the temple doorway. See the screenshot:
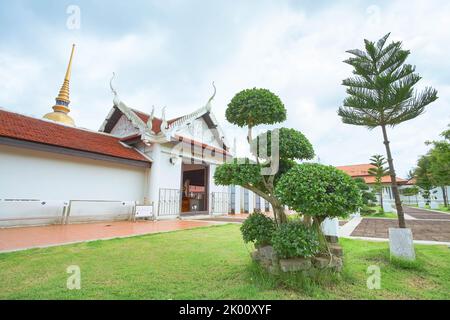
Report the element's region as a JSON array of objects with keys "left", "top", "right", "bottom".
[{"left": 181, "top": 163, "right": 209, "bottom": 214}]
